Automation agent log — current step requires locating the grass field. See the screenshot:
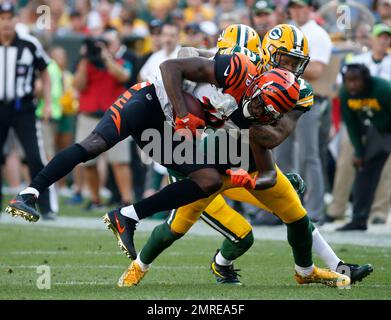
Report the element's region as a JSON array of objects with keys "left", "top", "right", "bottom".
[{"left": 1, "top": 214, "right": 391, "bottom": 300}]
